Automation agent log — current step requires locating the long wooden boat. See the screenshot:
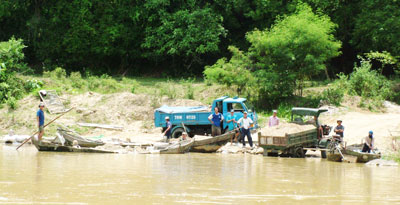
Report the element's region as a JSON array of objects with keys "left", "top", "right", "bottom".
[
  {"left": 343, "top": 144, "right": 381, "bottom": 163},
  {"left": 57, "top": 127, "right": 105, "bottom": 147},
  {"left": 191, "top": 131, "right": 235, "bottom": 153},
  {"left": 160, "top": 139, "right": 194, "bottom": 154},
  {"left": 31, "top": 136, "right": 115, "bottom": 153}
]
